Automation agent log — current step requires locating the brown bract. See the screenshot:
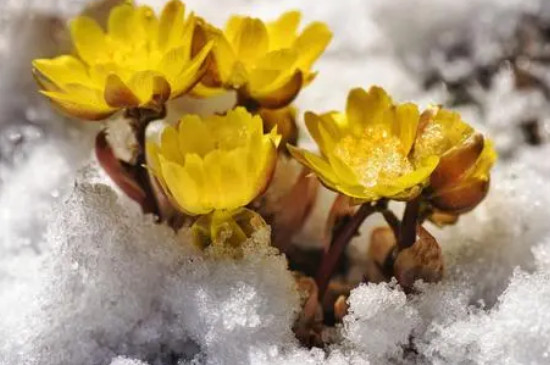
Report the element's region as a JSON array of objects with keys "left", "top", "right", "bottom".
[
  {"left": 427, "top": 133, "right": 490, "bottom": 214},
  {"left": 95, "top": 130, "right": 154, "bottom": 213},
  {"left": 253, "top": 158, "right": 319, "bottom": 253},
  {"left": 393, "top": 225, "right": 444, "bottom": 289},
  {"left": 364, "top": 226, "right": 396, "bottom": 283},
  {"left": 293, "top": 274, "right": 324, "bottom": 347},
  {"left": 364, "top": 225, "right": 444, "bottom": 290}
]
